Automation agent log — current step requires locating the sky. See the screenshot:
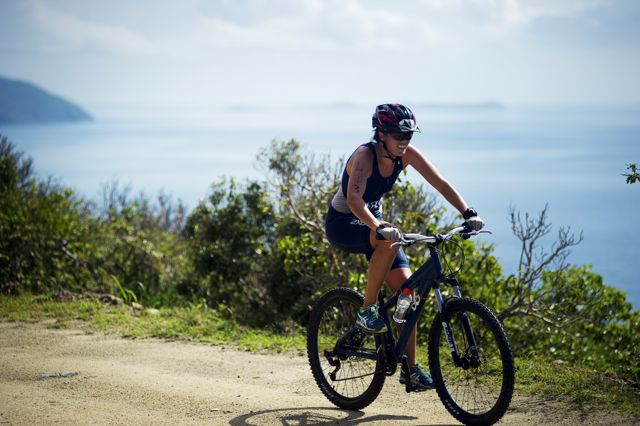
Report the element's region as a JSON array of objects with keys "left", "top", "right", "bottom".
[{"left": 1, "top": 0, "right": 640, "bottom": 114}]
